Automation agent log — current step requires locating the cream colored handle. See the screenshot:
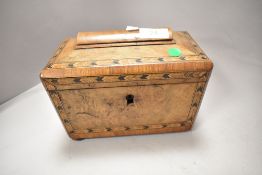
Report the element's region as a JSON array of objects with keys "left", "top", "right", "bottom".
[{"left": 76, "top": 28, "right": 173, "bottom": 45}]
